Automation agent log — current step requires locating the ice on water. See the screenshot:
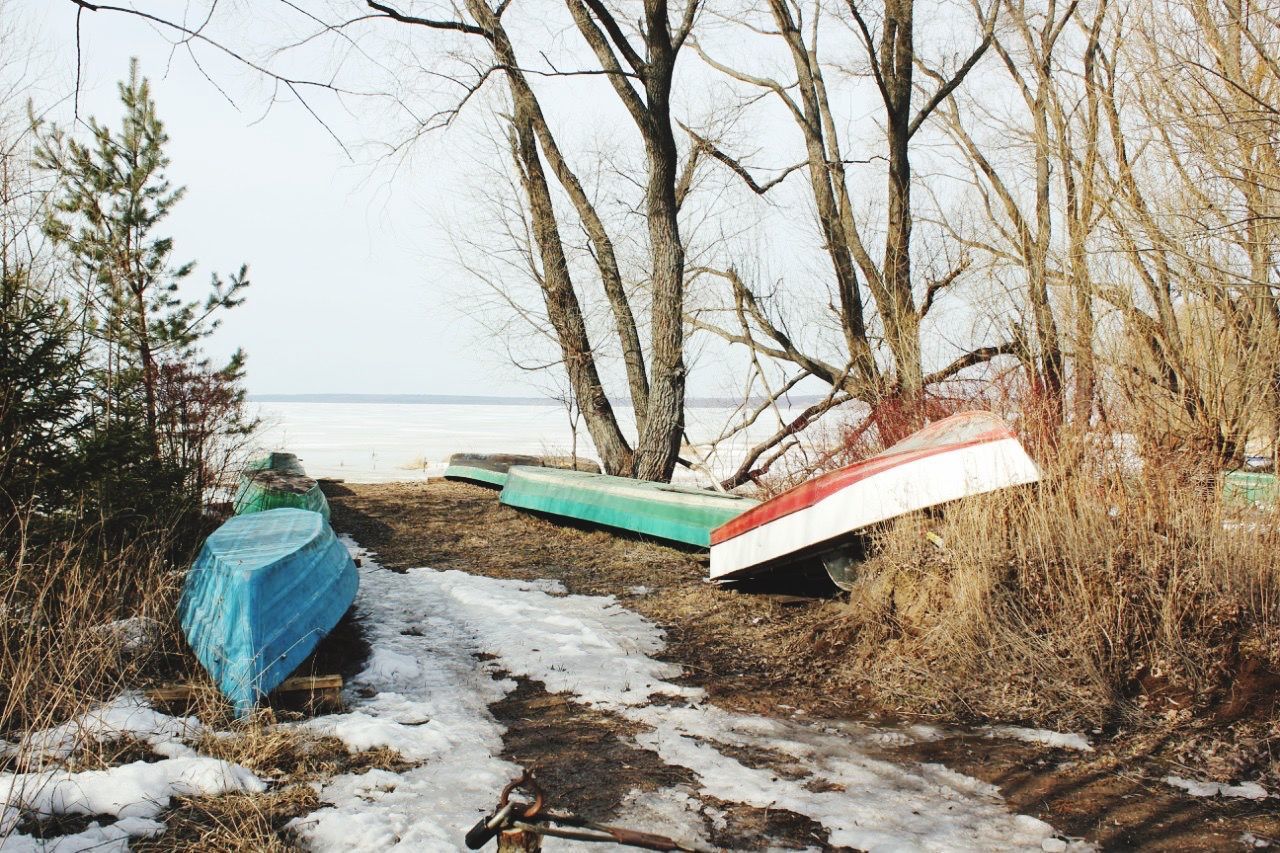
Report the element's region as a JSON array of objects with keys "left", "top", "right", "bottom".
[{"left": 250, "top": 401, "right": 808, "bottom": 483}]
